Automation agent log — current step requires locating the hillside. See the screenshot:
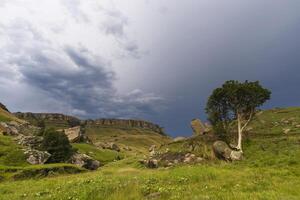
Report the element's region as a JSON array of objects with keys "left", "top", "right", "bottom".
[
  {"left": 14, "top": 112, "right": 171, "bottom": 155},
  {"left": 0, "top": 107, "right": 300, "bottom": 199},
  {"left": 0, "top": 107, "right": 24, "bottom": 124},
  {"left": 85, "top": 126, "right": 171, "bottom": 155}
]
